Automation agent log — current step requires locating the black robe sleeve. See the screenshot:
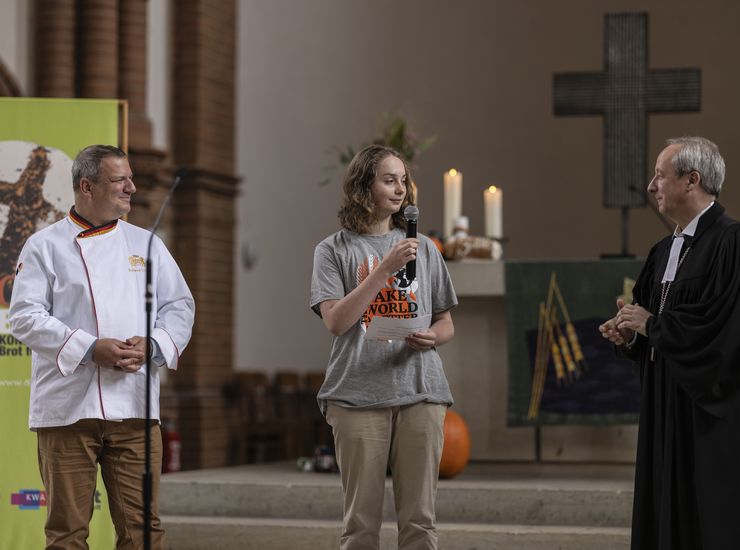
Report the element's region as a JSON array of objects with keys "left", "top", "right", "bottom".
[{"left": 646, "top": 223, "right": 740, "bottom": 416}]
